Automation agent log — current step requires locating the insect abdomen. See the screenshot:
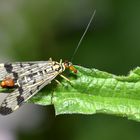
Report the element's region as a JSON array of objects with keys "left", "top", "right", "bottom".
[{"left": 1, "top": 78, "right": 15, "bottom": 88}]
